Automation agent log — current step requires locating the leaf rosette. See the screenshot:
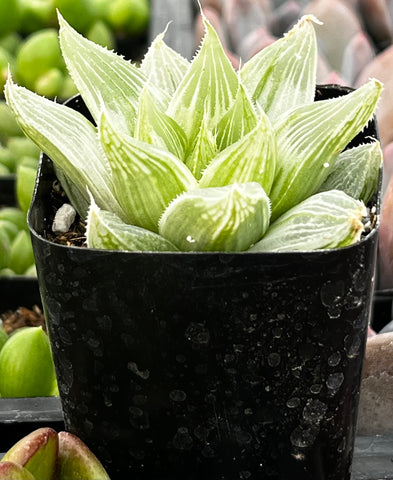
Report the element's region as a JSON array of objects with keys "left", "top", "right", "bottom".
[{"left": 4, "top": 10, "right": 383, "bottom": 253}]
